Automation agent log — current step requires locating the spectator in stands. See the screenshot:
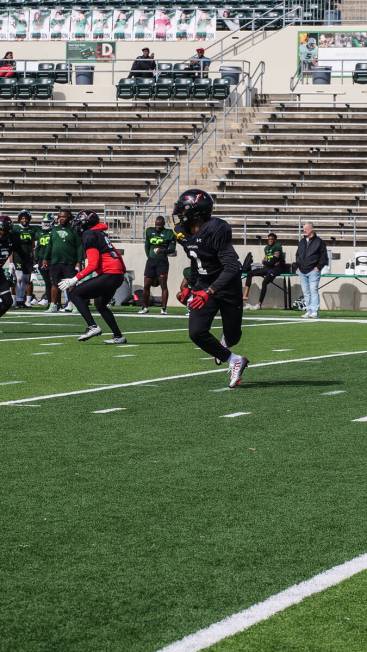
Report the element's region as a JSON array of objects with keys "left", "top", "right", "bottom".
[
  {"left": 42, "top": 208, "right": 83, "bottom": 313},
  {"left": 128, "top": 47, "right": 156, "bottom": 78},
  {"left": 296, "top": 222, "right": 328, "bottom": 319},
  {"left": 139, "top": 216, "right": 176, "bottom": 316},
  {"left": 189, "top": 48, "right": 211, "bottom": 77},
  {"left": 0, "top": 51, "right": 15, "bottom": 78},
  {"left": 243, "top": 232, "right": 285, "bottom": 310}
]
